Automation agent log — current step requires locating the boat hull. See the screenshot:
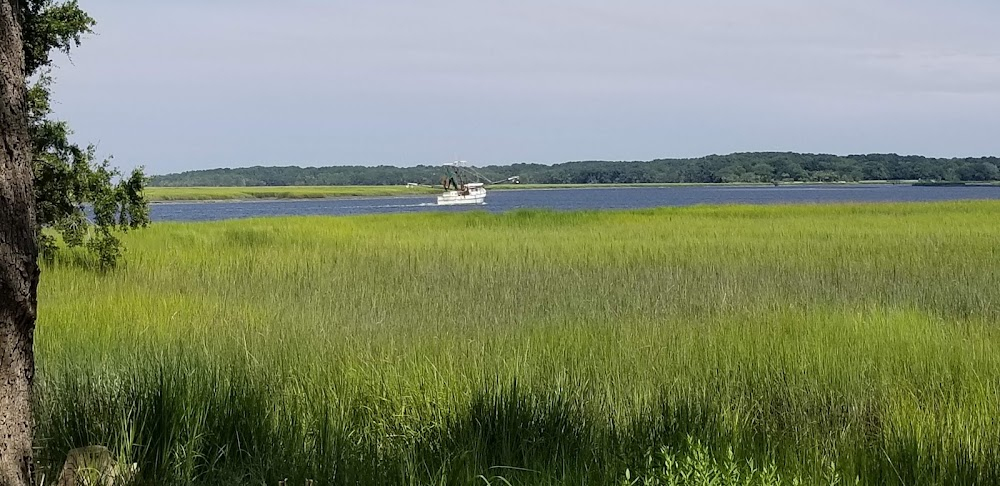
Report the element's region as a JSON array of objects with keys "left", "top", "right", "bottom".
[{"left": 437, "top": 191, "right": 486, "bottom": 205}]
